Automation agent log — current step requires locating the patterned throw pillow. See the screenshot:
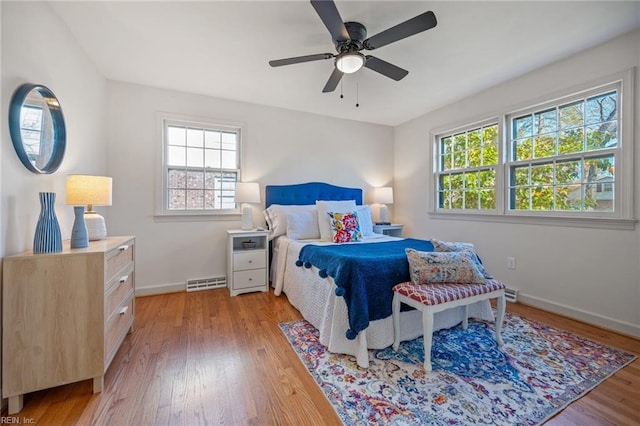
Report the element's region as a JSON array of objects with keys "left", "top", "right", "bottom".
[
  {"left": 328, "top": 211, "right": 362, "bottom": 243},
  {"left": 430, "top": 238, "right": 493, "bottom": 279},
  {"left": 405, "top": 248, "right": 486, "bottom": 285}
]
